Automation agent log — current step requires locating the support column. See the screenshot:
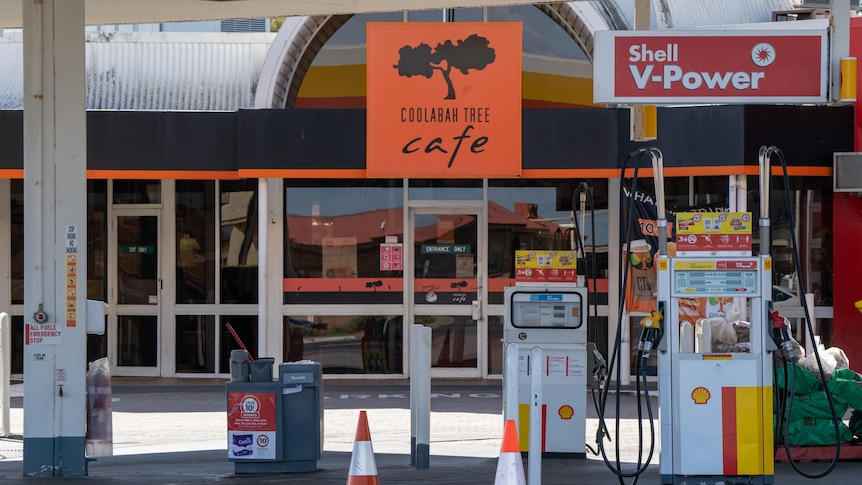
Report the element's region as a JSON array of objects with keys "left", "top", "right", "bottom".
[
  {"left": 22, "top": 0, "right": 88, "bottom": 477},
  {"left": 259, "top": 178, "right": 284, "bottom": 363}
]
